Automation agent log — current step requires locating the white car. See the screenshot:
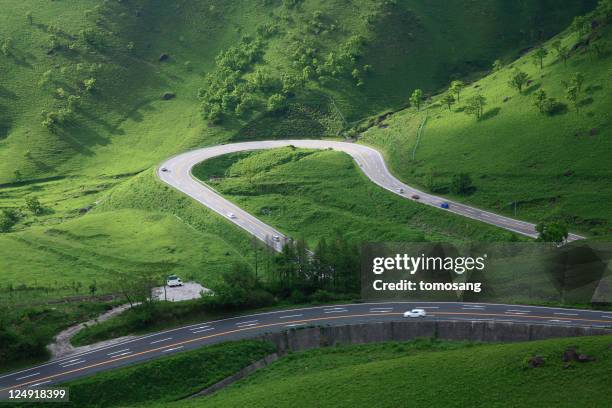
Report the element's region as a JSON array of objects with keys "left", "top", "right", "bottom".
[
  {"left": 403, "top": 308, "right": 427, "bottom": 318},
  {"left": 227, "top": 212, "right": 237, "bottom": 219},
  {"left": 166, "top": 275, "right": 183, "bottom": 287},
  {"left": 396, "top": 187, "right": 405, "bottom": 194},
  {"left": 272, "top": 235, "right": 281, "bottom": 242}
]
